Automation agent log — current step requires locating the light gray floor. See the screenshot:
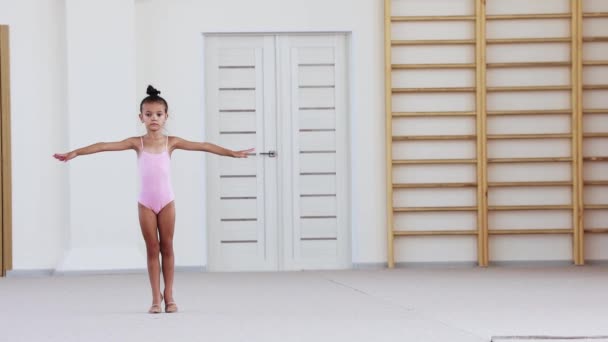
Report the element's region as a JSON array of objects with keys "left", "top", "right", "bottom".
[{"left": 1, "top": 265, "right": 608, "bottom": 342}]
